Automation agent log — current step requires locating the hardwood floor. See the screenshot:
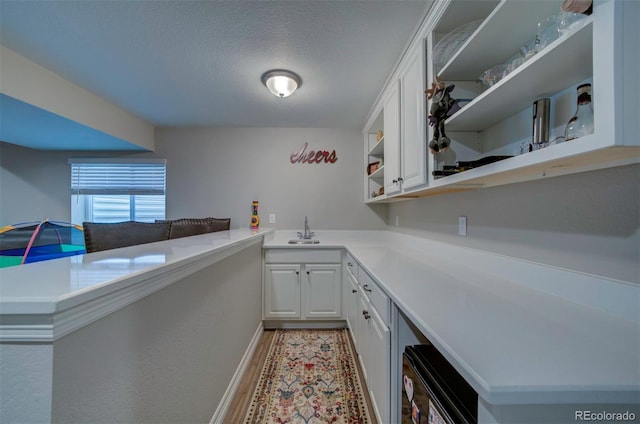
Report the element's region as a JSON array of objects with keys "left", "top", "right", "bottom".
[
  {"left": 223, "top": 329, "right": 378, "bottom": 424},
  {"left": 224, "top": 330, "right": 274, "bottom": 423}
]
